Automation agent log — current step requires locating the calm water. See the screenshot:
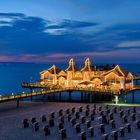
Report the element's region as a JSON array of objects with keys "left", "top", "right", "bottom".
[{"left": 0, "top": 62, "right": 140, "bottom": 103}]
